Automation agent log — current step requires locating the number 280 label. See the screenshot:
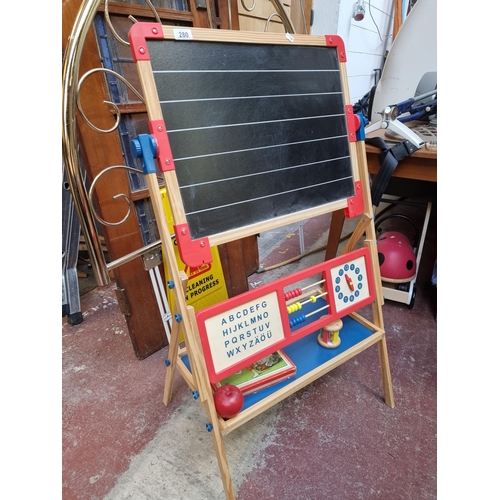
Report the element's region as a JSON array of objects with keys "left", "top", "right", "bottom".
[{"left": 173, "top": 29, "right": 193, "bottom": 40}]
